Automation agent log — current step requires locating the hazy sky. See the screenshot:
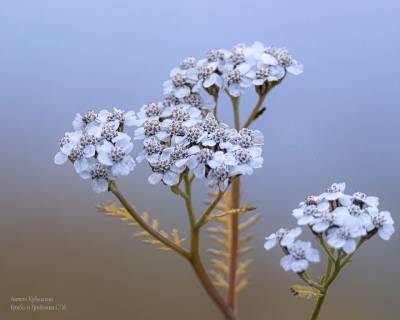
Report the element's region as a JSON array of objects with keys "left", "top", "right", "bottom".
[{"left": 0, "top": 1, "right": 399, "bottom": 319}]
